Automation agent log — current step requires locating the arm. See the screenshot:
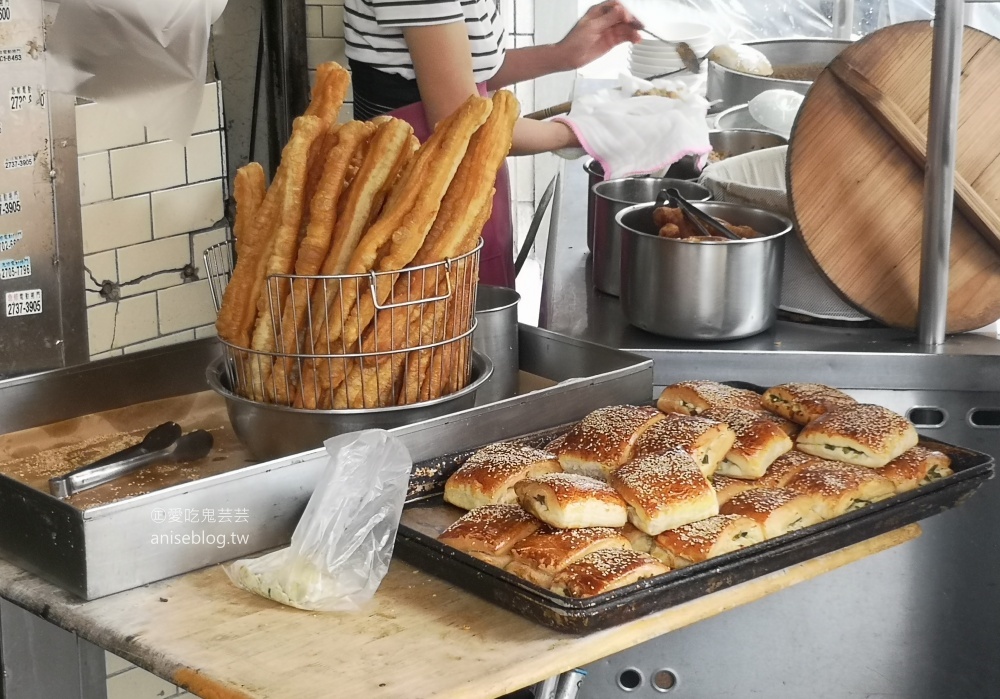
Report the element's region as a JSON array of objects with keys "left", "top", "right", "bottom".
[
  {"left": 486, "top": 0, "right": 642, "bottom": 90},
  {"left": 405, "top": 22, "right": 579, "bottom": 156}
]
